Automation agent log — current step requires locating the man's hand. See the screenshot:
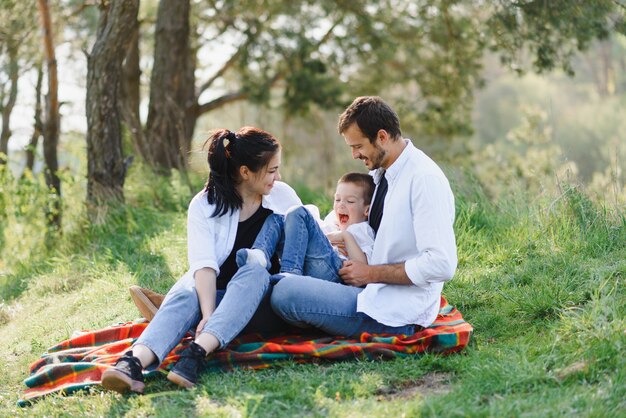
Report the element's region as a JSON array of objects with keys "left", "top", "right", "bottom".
[{"left": 339, "top": 260, "right": 372, "bottom": 287}]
